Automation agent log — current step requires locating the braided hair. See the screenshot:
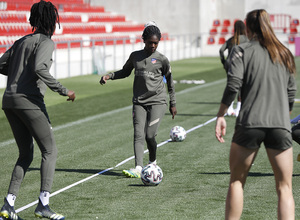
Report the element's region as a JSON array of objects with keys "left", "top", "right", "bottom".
[
  {"left": 29, "top": 0, "right": 60, "bottom": 36},
  {"left": 142, "top": 25, "right": 161, "bottom": 41}
]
